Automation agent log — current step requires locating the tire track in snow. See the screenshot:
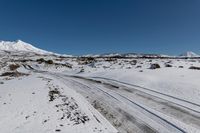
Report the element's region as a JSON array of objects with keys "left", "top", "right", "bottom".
[
  {"left": 53, "top": 73, "right": 186, "bottom": 133},
  {"left": 89, "top": 76, "right": 200, "bottom": 113},
  {"left": 50, "top": 74, "right": 159, "bottom": 133},
  {"left": 72, "top": 76, "right": 200, "bottom": 132}
]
